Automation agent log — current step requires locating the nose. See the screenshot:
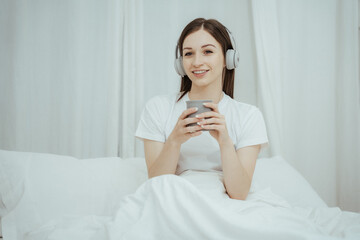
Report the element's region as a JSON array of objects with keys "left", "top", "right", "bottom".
[{"left": 192, "top": 52, "right": 204, "bottom": 67}]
